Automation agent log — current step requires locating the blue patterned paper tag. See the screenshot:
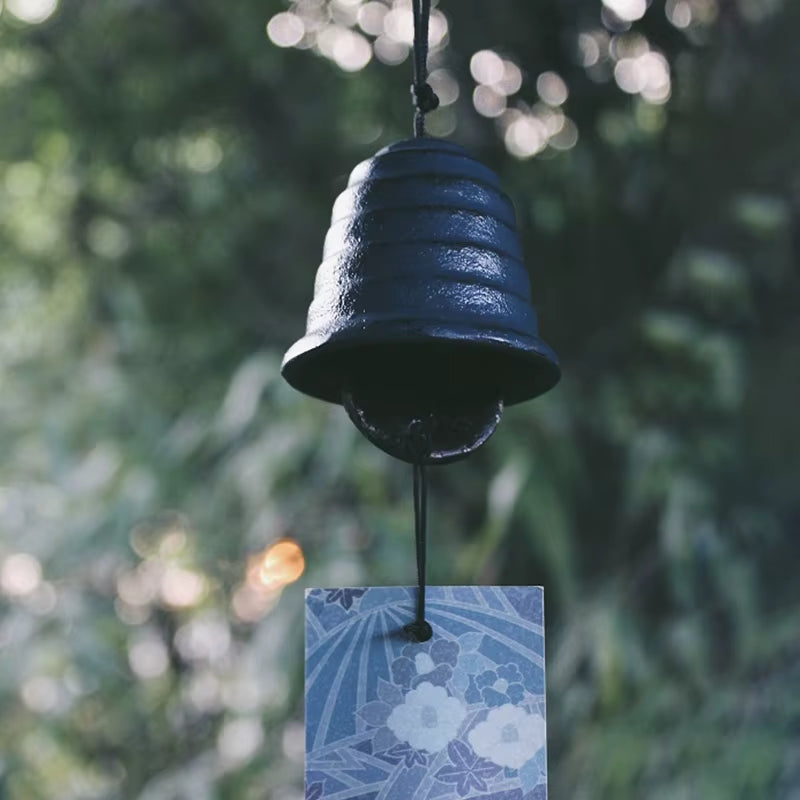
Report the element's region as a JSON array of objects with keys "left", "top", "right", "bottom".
[{"left": 305, "top": 586, "right": 547, "bottom": 800}]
